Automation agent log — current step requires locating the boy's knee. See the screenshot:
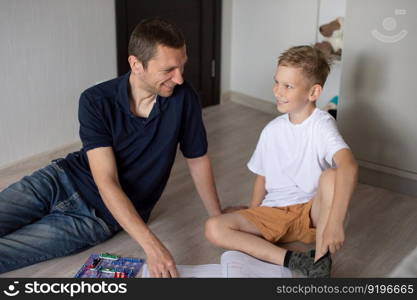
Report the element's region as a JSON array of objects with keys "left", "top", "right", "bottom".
[
  {"left": 205, "top": 214, "right": 238, "bottom": 246},
  {"left": 204, "top": 216, "right": 224, "bottom": 244}
]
